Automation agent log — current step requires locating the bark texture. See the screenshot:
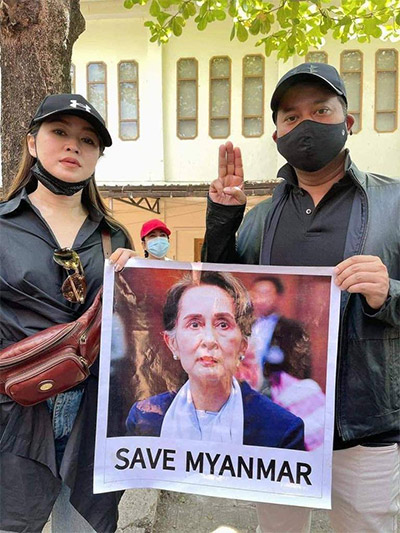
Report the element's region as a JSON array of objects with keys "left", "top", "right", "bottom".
[{"left": 0, "top": 0, "right": 85, "bottom": 193}]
